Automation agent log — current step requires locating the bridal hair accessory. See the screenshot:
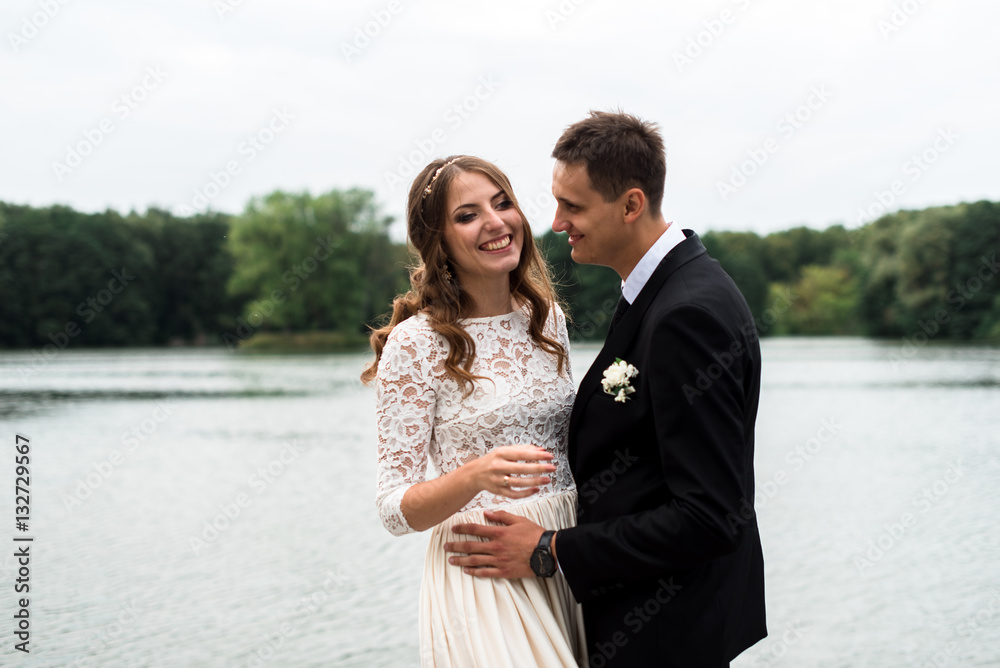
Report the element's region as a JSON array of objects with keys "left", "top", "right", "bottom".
[
  {"left": 422, "top": 158, "right": 459, "bottom": 199},
  {"left": 601, "top": 358, "right": 639, "bottom": 403}
]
